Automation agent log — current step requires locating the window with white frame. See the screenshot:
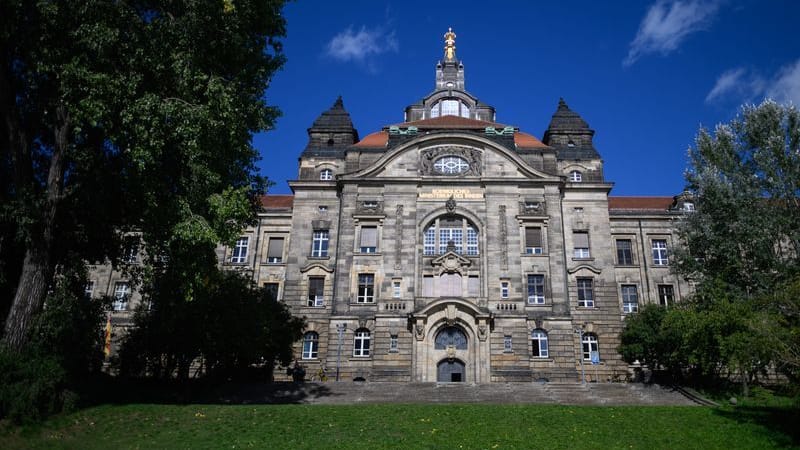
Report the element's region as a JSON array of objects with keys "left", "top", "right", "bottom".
[
  {"left": 621, "top": 284, "right": 639, "bottom": 313},
  {"left": 311, "top": 230, "right": 329, "bottom": 257},
  {"left": 582, "top": 333, "right": 599, "bottom": 360},
  {"left": 652, "top": 239, "right": 669, "bottom": 265},
  {"left": 527, "top": 274, "right": 545, "bottom": 304},
  {"left": 230, "top": 237, "right": 249, "bottom": 263},
  {"left": 320, "top": 169, "right": 333, "bottom": 180},
  {"left": 577, "top": 278, "right": 594, "bottom": 307},
  {"left": 573, "top": 231, "right": 590, "bottom": 258},
  {"left": 307, "top": 277, "right": 325, "bottom": 307},
  {"left": 392, "top": 280, "right": 402, "bottom": 298},
  {"left": 353, "top": 329, "right": 371, "bottom": 357},
  {"left": 531, "top": 329, "right": 549, "bottom": 358},
  {"left": 357, "top": 274, "right": 375, "bottom": 303},
  {"left": 423, "top": 216, "right": 479, "bottom": 256},
  {"left": 84, "top": 281, "right": 95, "bottom": 299},
  {"left": 500, "top": 280, "right": 510, "bottom": 299},
  {"left": 122, "top": 242, "right": 139, "bottom": 263},
  {"left": 616, "top": 239, "right": 633, "bottom": 265},
  {"left": 524, "top": 227, "right": 543, "bottom": 254},
  {"left": 266, "top": 237, "right": 284, "bottom": 263},
  {"left": 658, "top": 284, "right": 675, "bottom": 306},
  {"left": 683, "top": 202, "right": 695, "bottom": 211},
  {"left": 503, "top": 335, "right": 513, "bottom": 353},
  {"left": 113, "top": 282, "right": 130, "bottom": 311},
  {"left": 569, "top": 170, "right": 582, "bottom": 182},
  {"left": 302, "top": 332, "right": 319, "bottom": 359},
  {"left": 359, "top": 226, "right": 378, "bottom": 253}
]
